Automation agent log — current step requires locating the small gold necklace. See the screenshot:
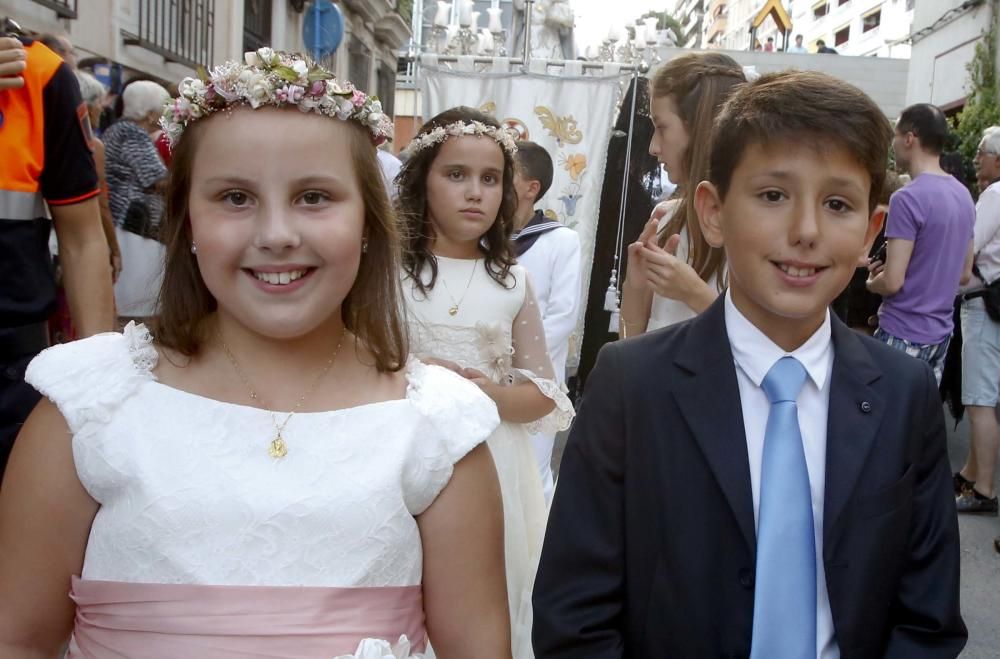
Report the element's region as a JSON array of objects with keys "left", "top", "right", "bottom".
[
  {"left": 218, "top": 330, "right": 344, "bottom": 459},
  {"left": 439, "top": 258, "right": 478, "bottom": 316}
]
